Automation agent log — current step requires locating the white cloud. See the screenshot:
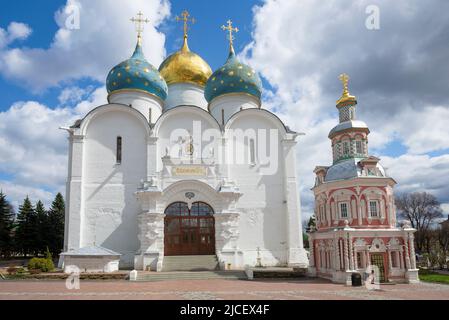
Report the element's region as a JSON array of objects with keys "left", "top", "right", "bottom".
[
  {"left": 0, "top": 0, "right": 171, "bottom": 92},
  {"left": 0, "top": 180, "right": 54, "bottom": 212},
  {"left": 0, "top": 22, "right": 32, "bottom": 48},
  {"left": 0, "top": 87, "right": 107, "bottom": 207},
  {"left": 382, "top": 154, "right": 449, "bottom": 200},
  {"left": 58, "top": 86, "right": 94, "bottom": 105},
  {"left": 245, "top": 0, "right": 449, "bottom": 217}
]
